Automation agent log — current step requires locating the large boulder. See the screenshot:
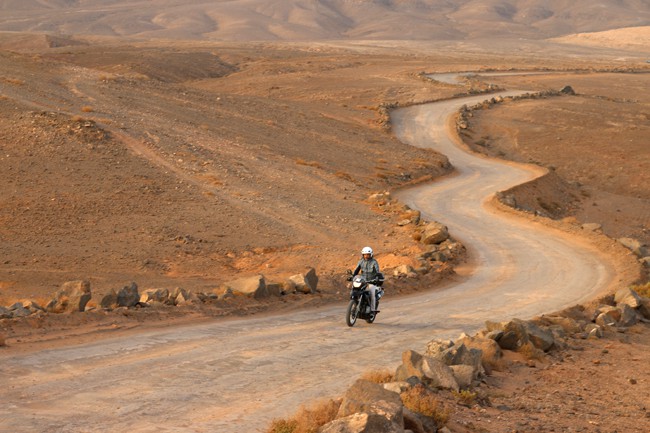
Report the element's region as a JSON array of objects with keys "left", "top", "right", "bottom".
[
  {"left": 287, "top": 268, "right": 319, "bottom": 294},
  {"left": 394, "top": 350, "right": 458, "bottom": 391},
  {"left": 337, "top": 379, "right": 404, "bottom": 427},
  {"left": 224, "top": 275, "right": 268, "bottom": 299},
  {"left": 170, "top": 287, "right": 200, "bottom": 305},
  {"left": 100, "top": 290, "right": 118, "bottom": 310},
  {"left": 319, "top": 412, "right": 403, "bottom": 433},
  {"left": 617, "top": 237, "right": 648, "bottom": 258},
  {"left": 487, "top": 319, "right": 555, "bottom": 352},
  {"left": 140, "top": 288, "right": 170, "bottom": 305},
  {"left": 46, "top": 280, "right": 92, "bottom": 313},
  {"left": 117, "top": 282, "right": 140, "bottom": 307},
  {"left": 420, "top": 222, "right": 449, "bottom": 245},
  {"left": 614, "top": 287, "right": 642, "bottom": 309}
]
